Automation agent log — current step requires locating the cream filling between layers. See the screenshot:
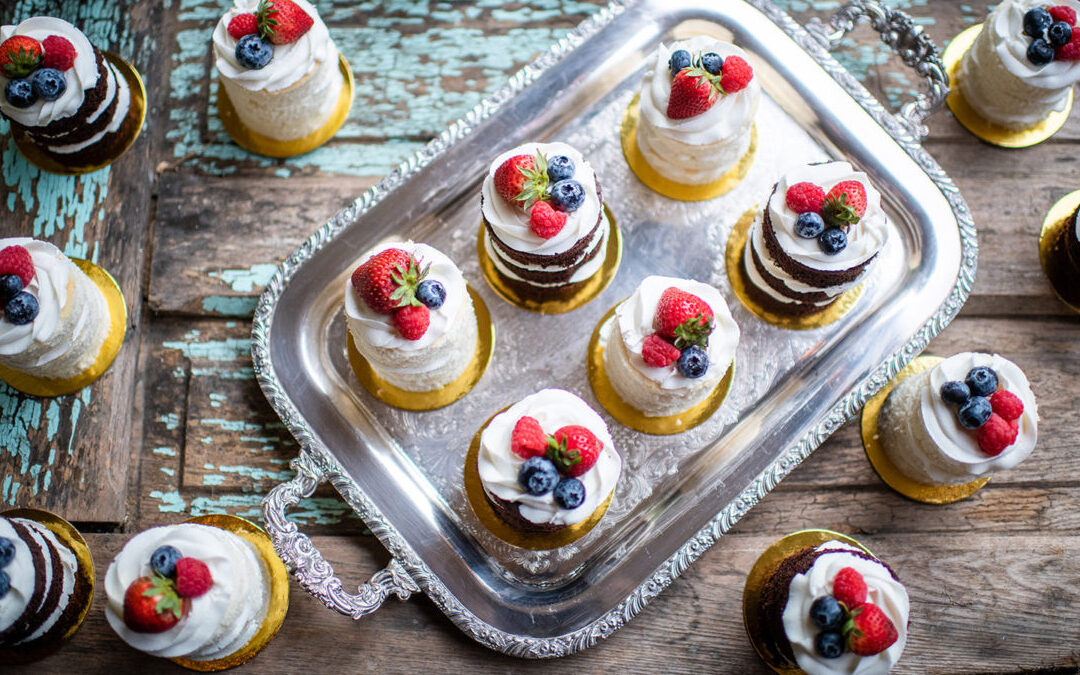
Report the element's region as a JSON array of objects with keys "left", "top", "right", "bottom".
[
  {"left": 47, "top": 61, "right": 131, "bottom": 154},
  {"left": 0, "top": 17, "right": 98, "bottom": 126},
  {"left": 18, "top": 519, "right": 76, "bottom": 644},
  {"left": 484, "top": 213, "right": 609, "bottom": 288},
  {"left": 0, "top": 518, "right": 35, "bottom": 636}
]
